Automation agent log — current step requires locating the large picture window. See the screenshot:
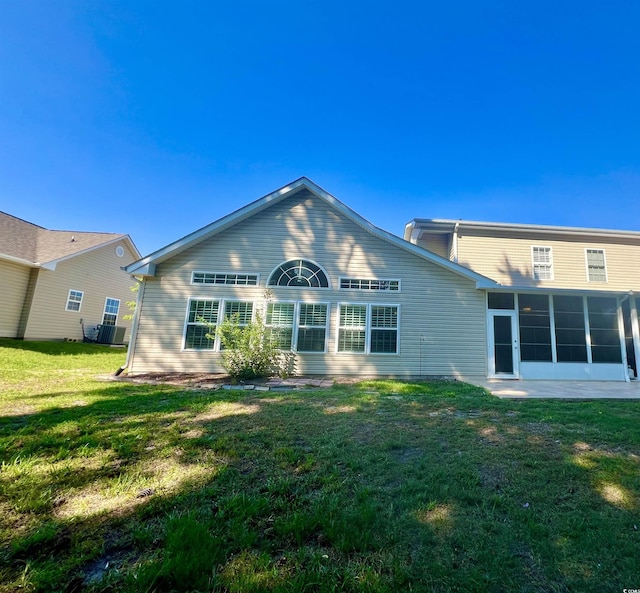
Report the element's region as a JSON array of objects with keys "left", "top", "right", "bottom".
[{"left": 337, "top": 304, "right": 399, "bottom": 354}]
